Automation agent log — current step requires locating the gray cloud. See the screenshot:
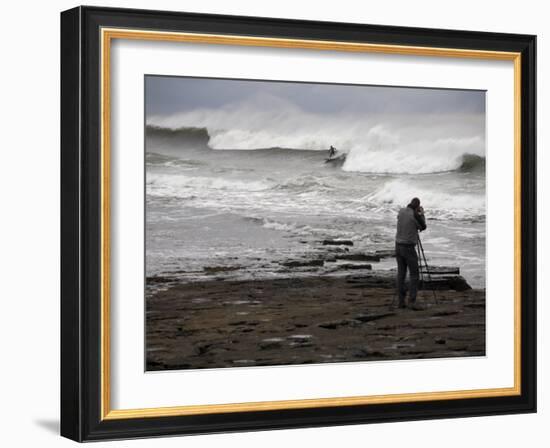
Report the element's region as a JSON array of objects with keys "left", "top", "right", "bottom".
[{"left": 145, "top": 75, "right": 485, "bottom": 117}]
